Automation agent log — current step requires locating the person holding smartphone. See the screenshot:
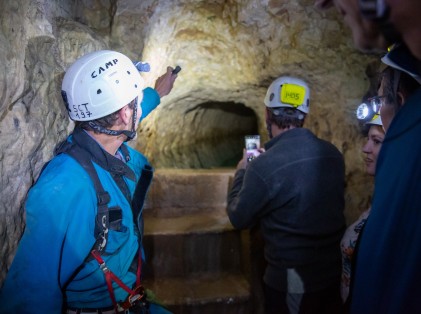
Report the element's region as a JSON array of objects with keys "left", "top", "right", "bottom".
[{"left": 227, "top": 76, "right": 346, "bottom": 314}]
